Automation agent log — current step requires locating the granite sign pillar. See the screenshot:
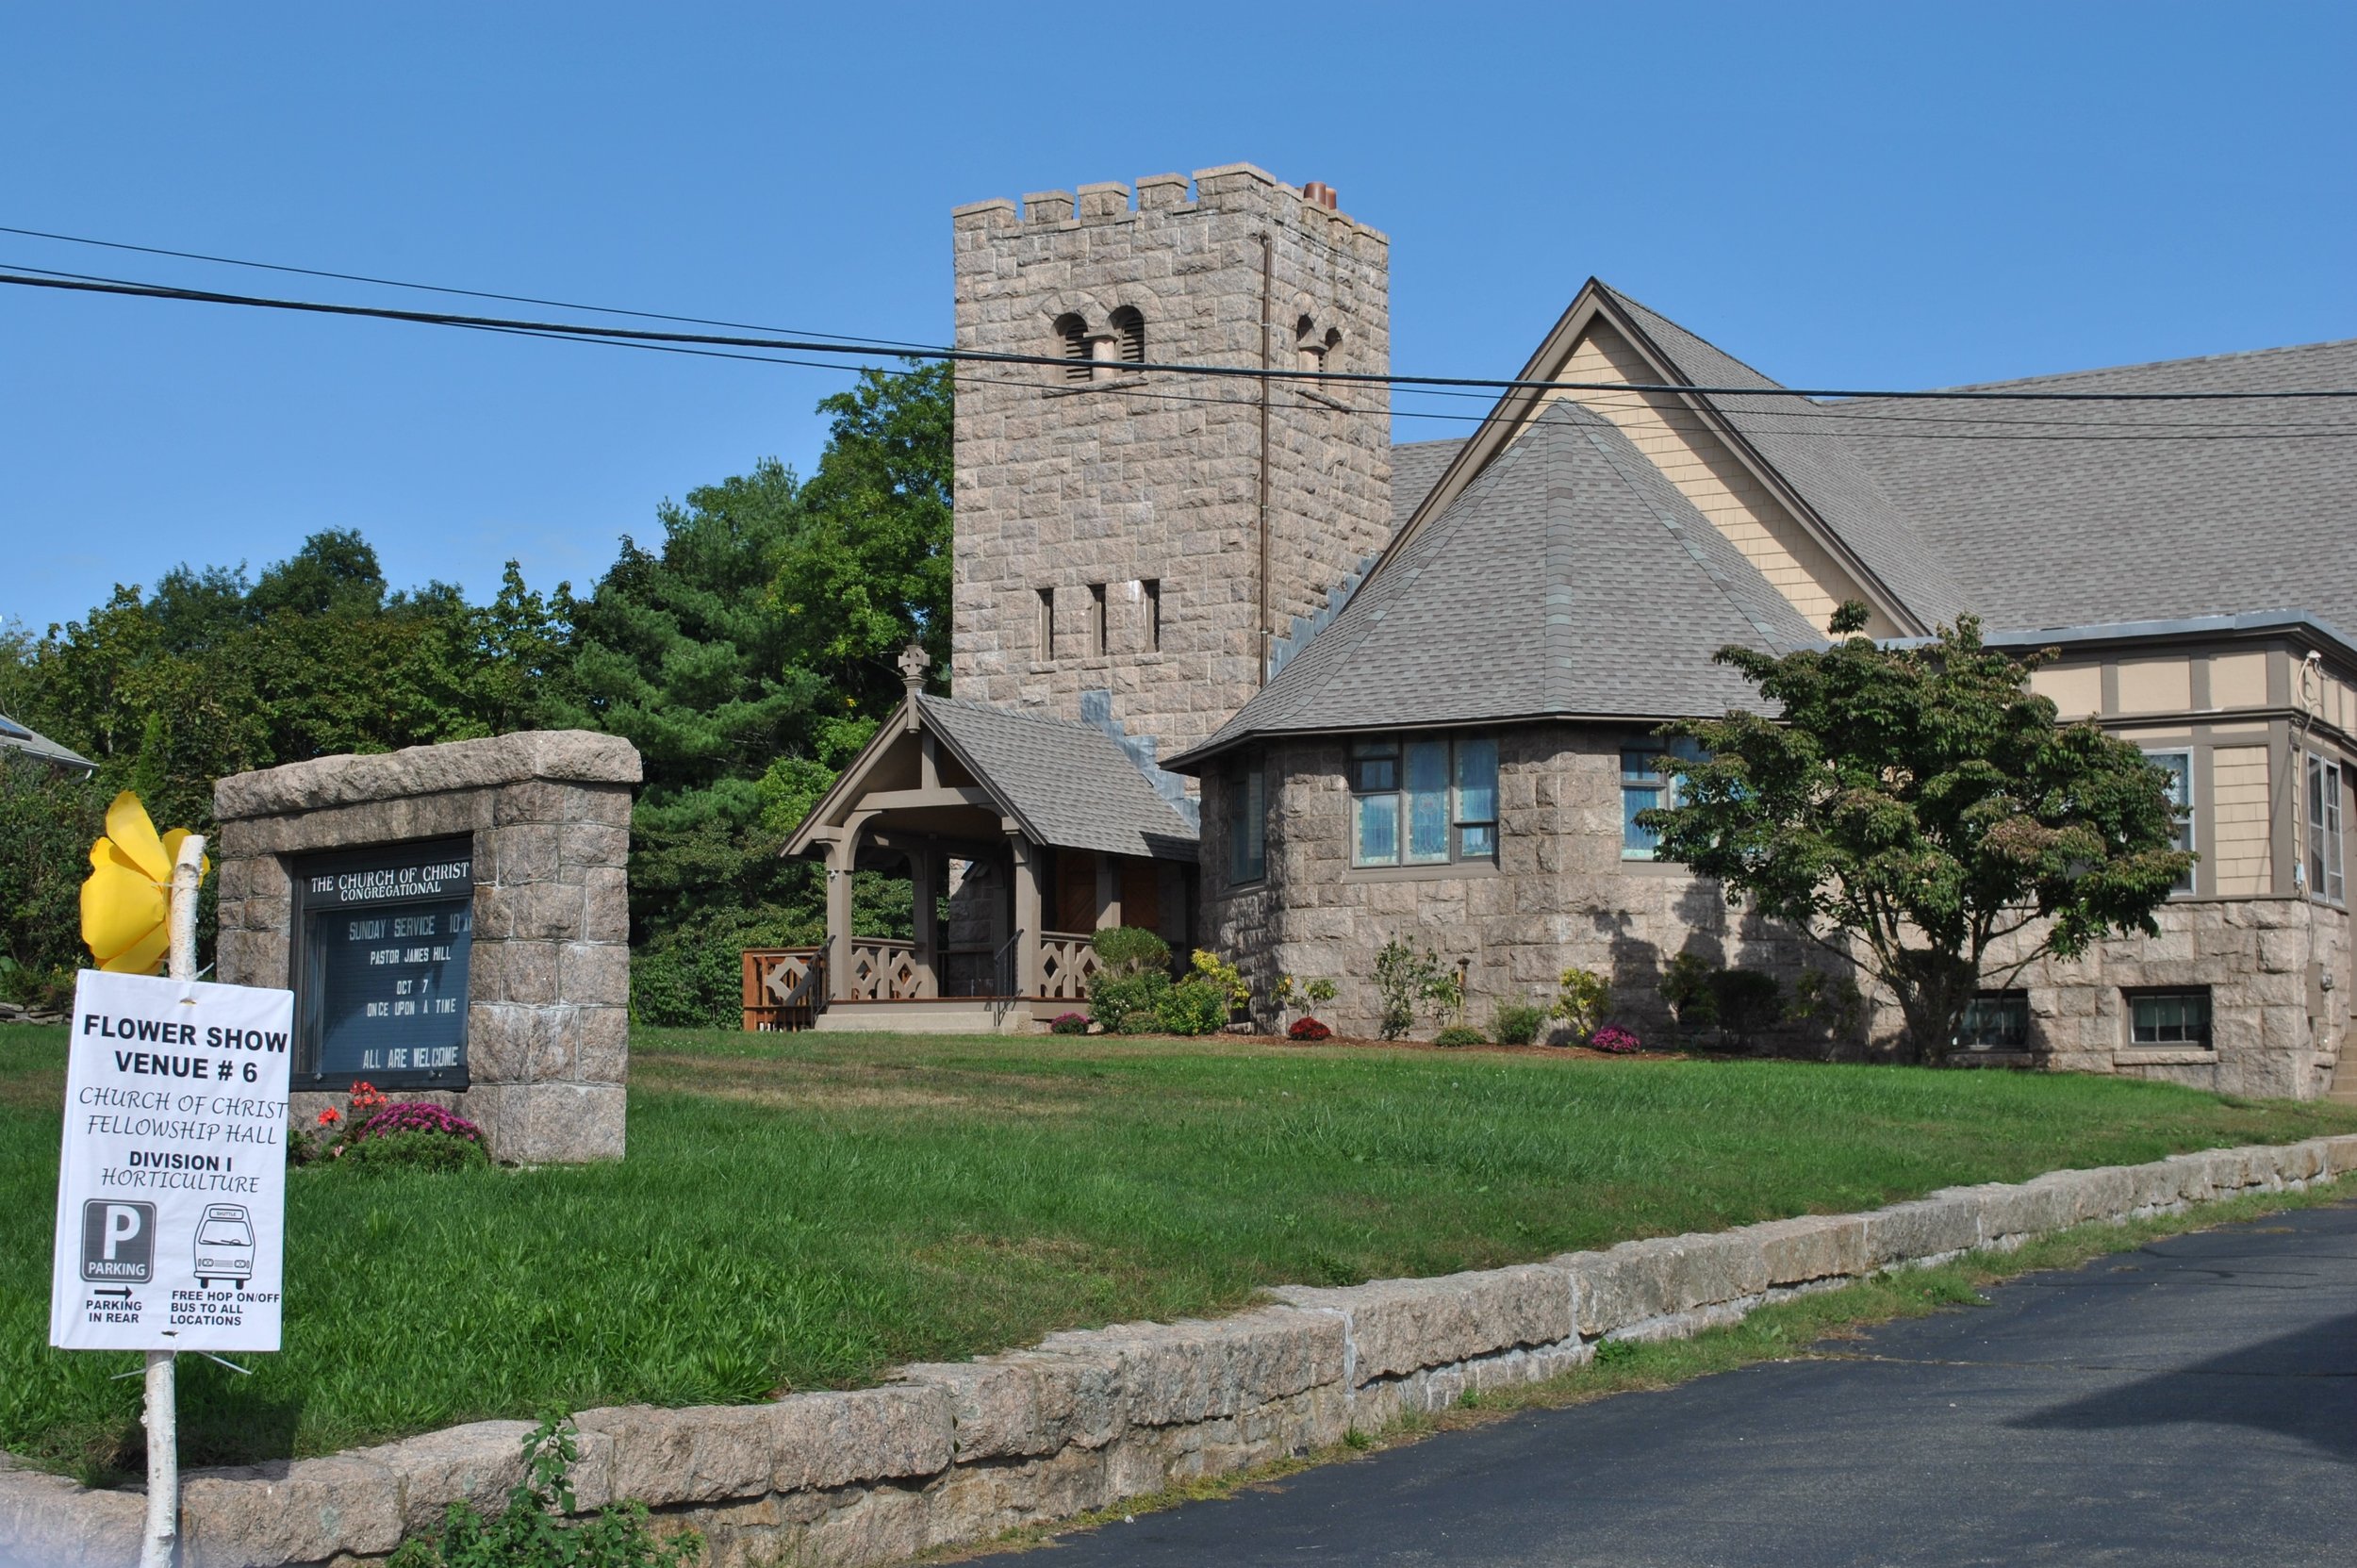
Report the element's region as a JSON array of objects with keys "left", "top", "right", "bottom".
[{"left": 211, "top": 731, "right": 640, "bottom": 1163}]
